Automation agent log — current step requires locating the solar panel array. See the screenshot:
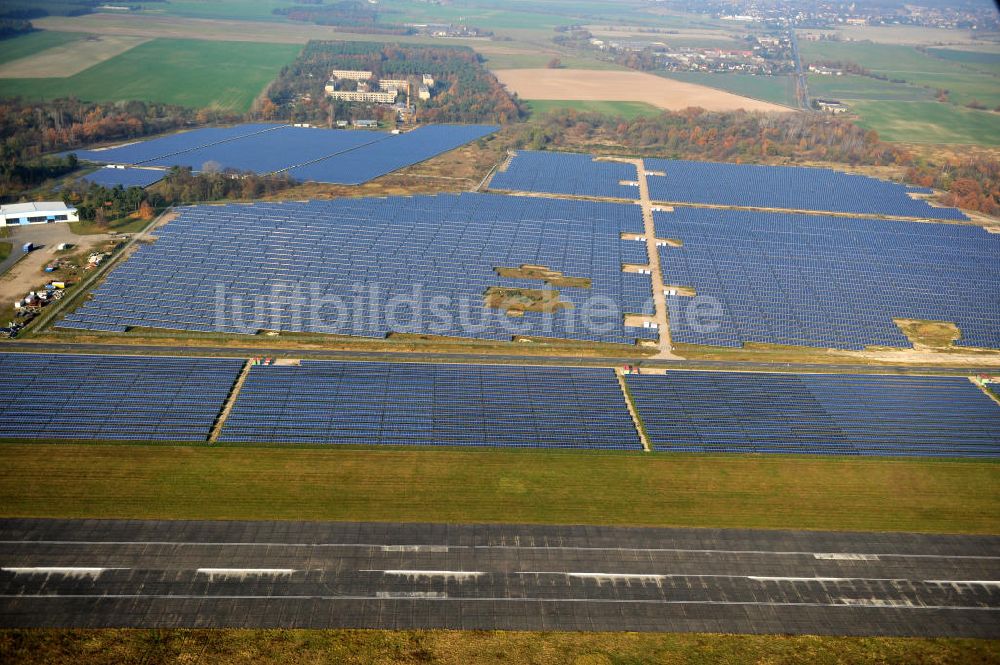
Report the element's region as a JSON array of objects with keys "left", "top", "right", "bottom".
[
  {"left": 59, "top": 193, "right": 657, "bottom": 344},
  {"left": 627, "top": 371, "right": 1000, "bottom": 457},
  {"left": 489, "top": 151, "right": 640, "bottom": 200},
  {"left": 80, "top": 167, "right": 165, "bottom": 189},
  {"left": 656, "top": 207, "right": 1000, "bottom": 350},
  {"left": 0, "top": 353, "right": 243, "bottom": 441},
  {"left": 220, "top": 361, "right": 641, "bottom": 449},
  {"left": 644, "top": 158, "right": 967, "bottom": 220},
  {"left": 72, "top": 124, "right": 498, "bottom": 185}
]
